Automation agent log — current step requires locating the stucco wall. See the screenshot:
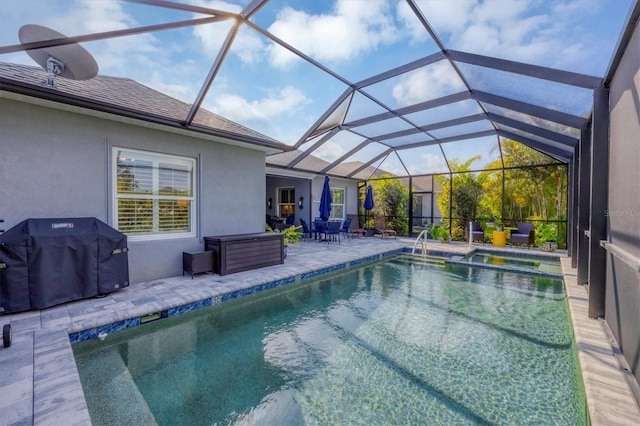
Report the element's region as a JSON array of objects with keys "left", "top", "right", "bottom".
[
  {"left": 605, "top": 21, "right": 640, "bottom": 382},
  {"left": 0, "top": 97, "right": 266, "bottom": 283}
]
